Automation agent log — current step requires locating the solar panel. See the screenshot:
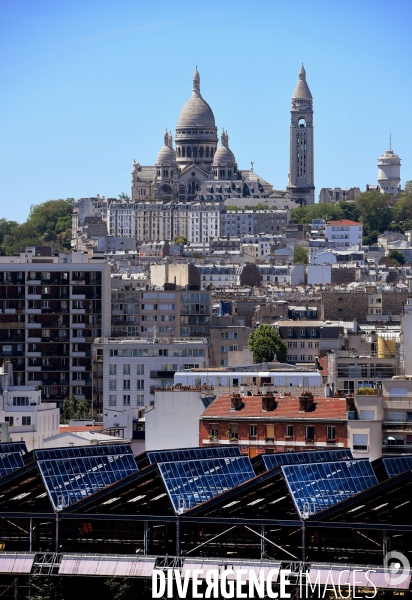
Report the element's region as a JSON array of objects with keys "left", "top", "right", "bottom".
[
  {"left": 382, "top": 456, "right": 412, "bottom": 478},
  {"left": 282, "top": 460, "right": 378, "bottom": 517},
  {"left": 261, "top": 449, "right": 353, "bottom": 471},
  {"left": 0, "top": 442, "right": 28, "bottom": 455},
  {"left": 0, "top": 452, "right": 24, "bottom": 479},
  {"left": 35, "top": 445, "right": 138, "bottom": 510},
  {"left": 158, "top": 456, "right": 255, "bottom": 512},
  {"left": 147, "top": 446, "right": 241, "bottom": 464}
]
